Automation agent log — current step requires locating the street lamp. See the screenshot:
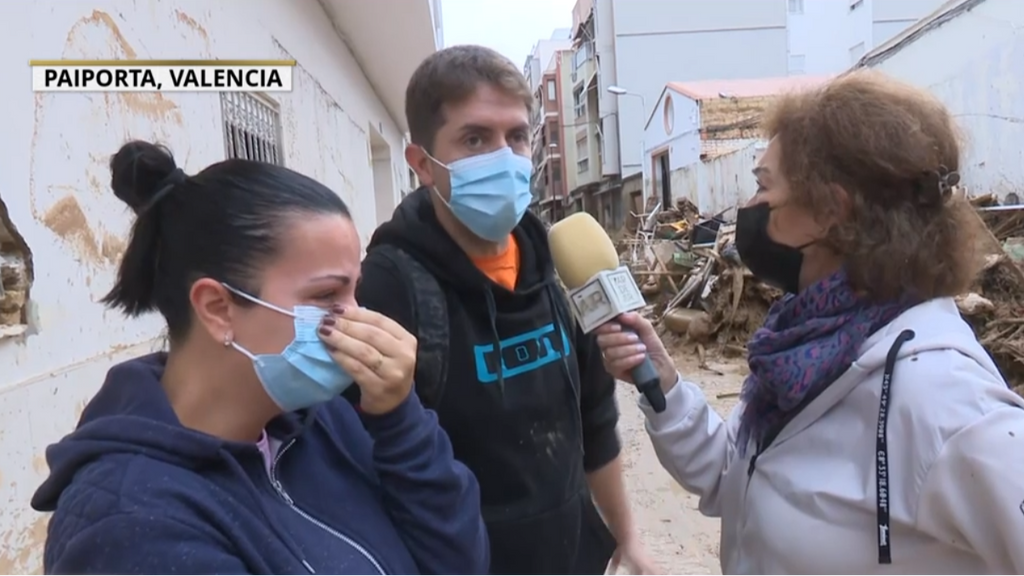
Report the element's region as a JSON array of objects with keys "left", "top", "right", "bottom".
[
  {"left": 607, "top": 85, "right": 646, "bottom": 117},
  {"left": 607, "top": 85, "right": 649, "bottom": 202}
]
